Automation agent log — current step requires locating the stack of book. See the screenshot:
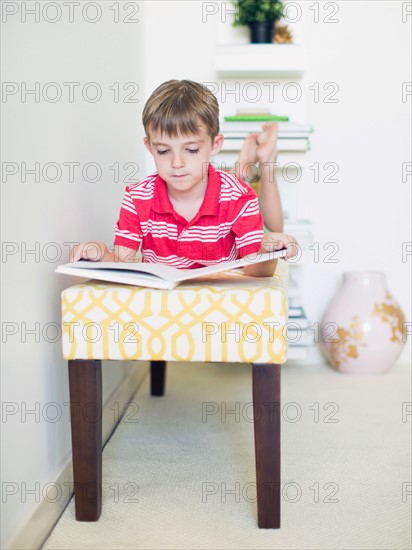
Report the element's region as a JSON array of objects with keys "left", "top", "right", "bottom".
[
  {"left": 220, "top": 109, "right": 313, "bottom": 152},
  {"left": 283, "top": 217, "right": 314, "bottom": 357},
  {"left": 287, "top": 274, "right": 315, "bottom": 358}
]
